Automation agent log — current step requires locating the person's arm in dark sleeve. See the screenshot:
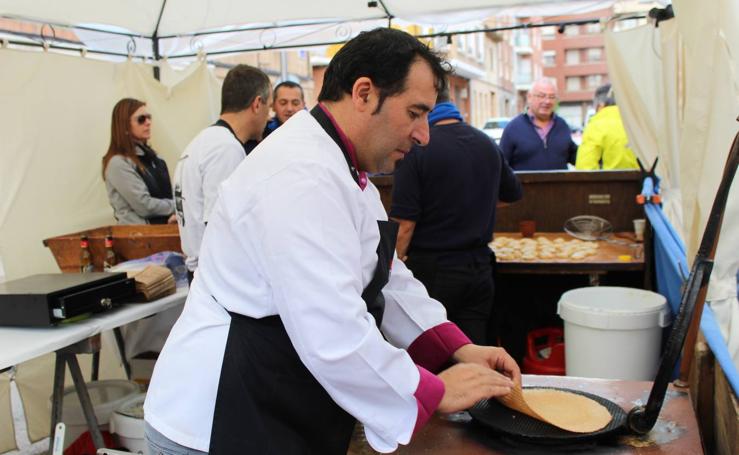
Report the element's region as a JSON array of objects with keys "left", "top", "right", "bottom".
[
  {"left": 499, "top": 126, "right": 514, "bottom": 167},
  {"left": 389, "top": 149, "right": 422, "bottom": 257},
  {"left": 496, "top": 145, "right": 523, "bottom": 203},
  {"left": 568, "top": 138, "right": 578, "bottom": 165}
]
